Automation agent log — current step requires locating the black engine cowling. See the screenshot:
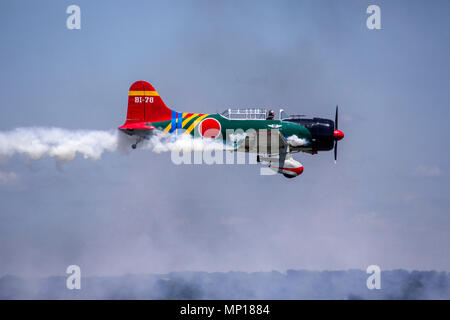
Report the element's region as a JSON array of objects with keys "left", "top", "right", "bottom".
[{"left": 284, "top": 117, "right": 335, "bottom": 151}]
